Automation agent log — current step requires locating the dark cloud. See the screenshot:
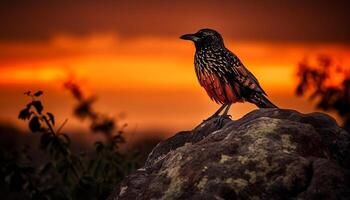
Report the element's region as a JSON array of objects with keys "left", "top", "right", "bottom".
[{"left": 0, "top": 0, "right": 349, "bottom": 43}]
